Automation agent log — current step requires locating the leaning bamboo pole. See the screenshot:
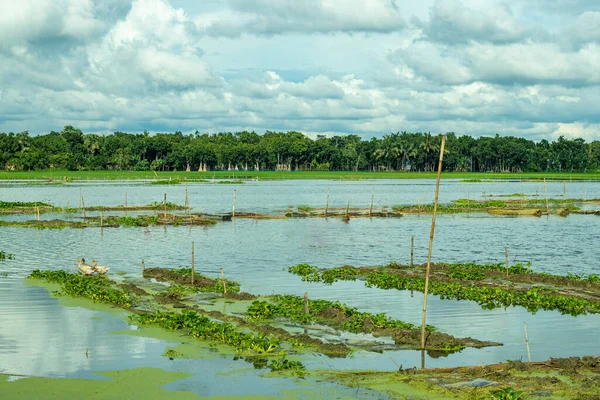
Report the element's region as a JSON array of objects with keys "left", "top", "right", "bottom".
[{"left": 420, "top": 135, "right": 446, "bottom": 354}]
